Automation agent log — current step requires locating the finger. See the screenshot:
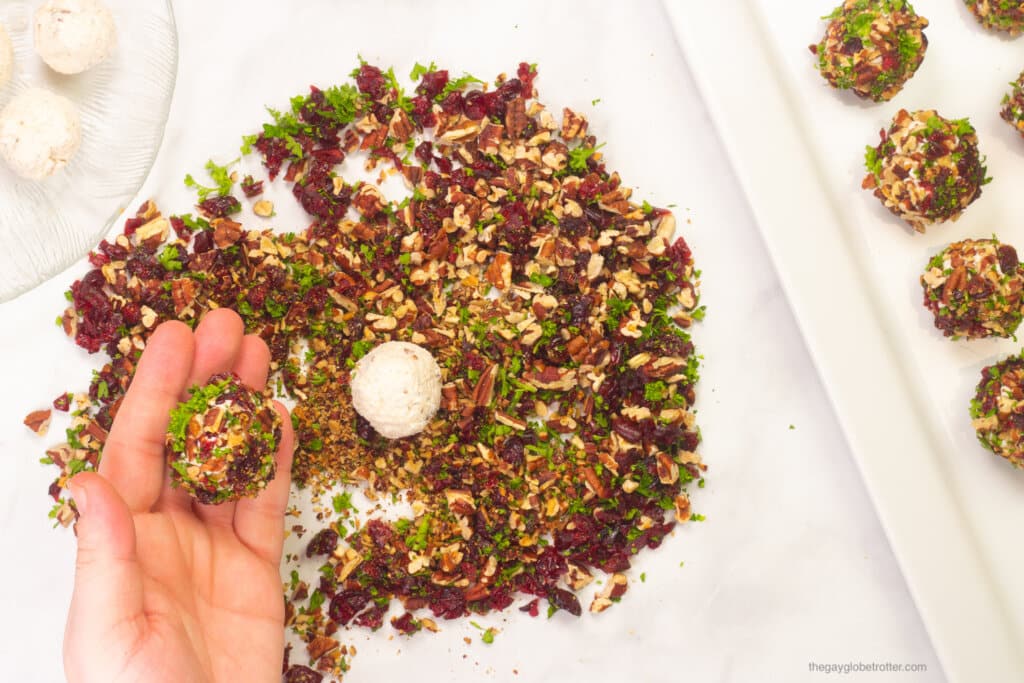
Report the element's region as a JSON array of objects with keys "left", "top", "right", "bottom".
[
  {"left": 234, "top": 401, "right": 295, "bottom": 565},
  {"left": 185, "top": 309, "right": 247, "bottom": 526},
  {"left": 187, "top": 307, "right": 246, "bottom": 388},
  {"left": 100, "top": 321, "right": 194, "bottom": 512},
  {"left": 233, "top": 334, "right": 272, "bottom": 390},
  {"left": 63, "top": 473, "right": 146, "bottom": 677}
]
